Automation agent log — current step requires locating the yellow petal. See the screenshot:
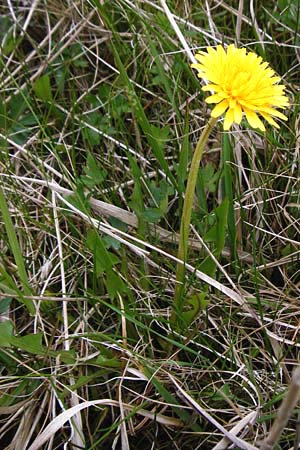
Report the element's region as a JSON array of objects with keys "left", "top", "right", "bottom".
[
  {"left": 224, "top": 108, "right": 235, "bottom": 130},
  {"left": 233, "top": 104, "right": 242, "bottom": 124},
  {"left": 260, "top": 112, "right": 280, "bottom": 128},
  {"left": 244, "top": 108, "right": 266, "bottom": 131},
  {"left": 206, "top": 94, "right": 225, "bottom": 104},
  {"left": 211, "top": 99, "right": 229, "bottom": 118},
  {"left": 259, "top": 107, "right": 288, "bottom": 120}
]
